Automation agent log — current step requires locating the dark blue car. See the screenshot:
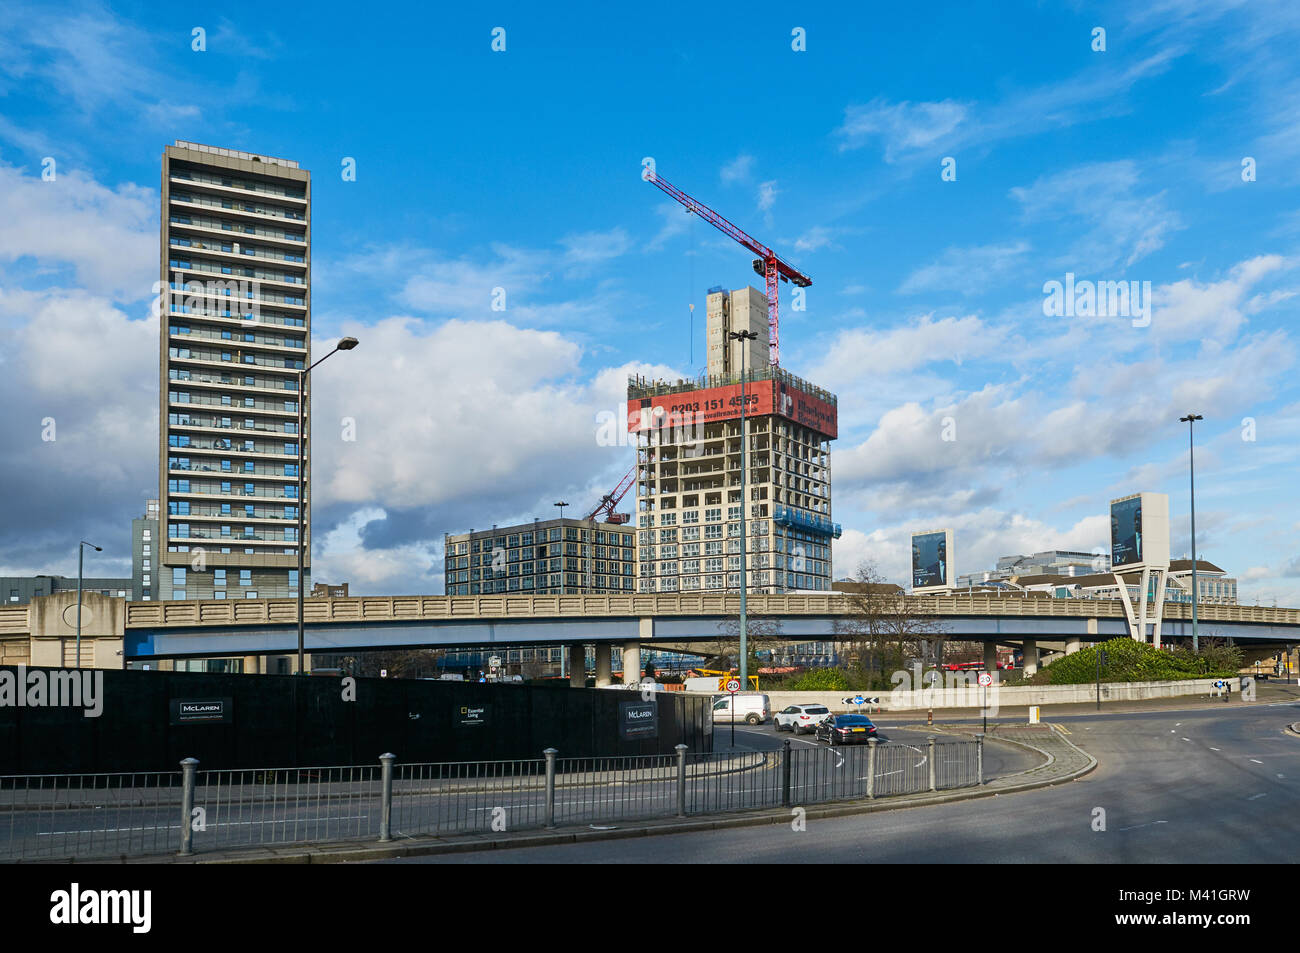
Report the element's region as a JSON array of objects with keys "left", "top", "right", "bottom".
[{"left": 815, "top": 713, "right": 878, "bottom": 745}]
